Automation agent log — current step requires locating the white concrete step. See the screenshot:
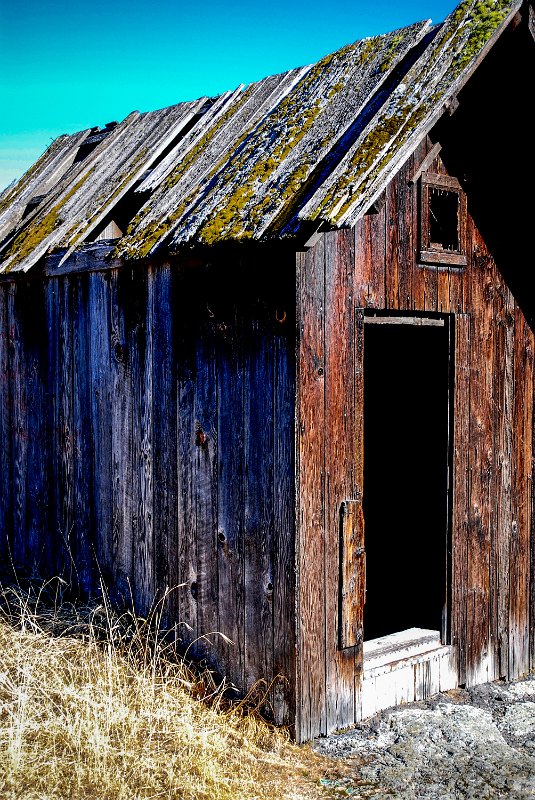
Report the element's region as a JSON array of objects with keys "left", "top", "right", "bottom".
[{"left": 360, "top": 627, "right": 456, "bottom": 720}]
